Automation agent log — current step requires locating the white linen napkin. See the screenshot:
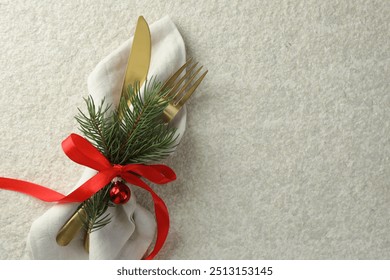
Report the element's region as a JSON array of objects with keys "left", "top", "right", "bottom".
[{"left": 26, "top": 16, "right": 186, "bottom": 260}]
